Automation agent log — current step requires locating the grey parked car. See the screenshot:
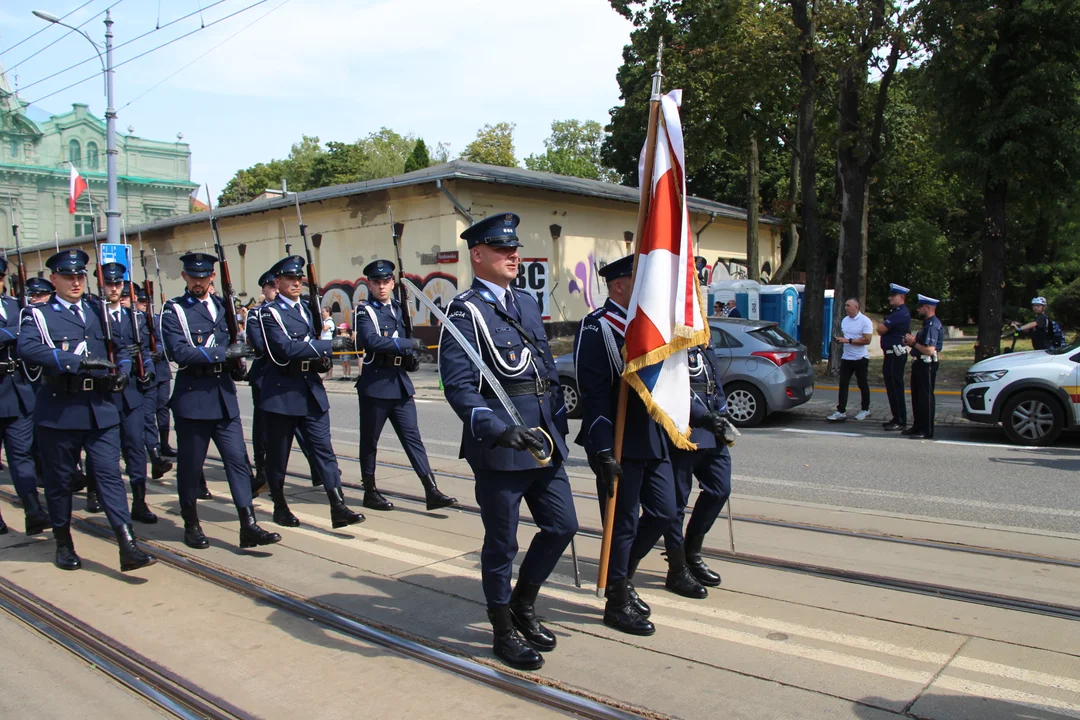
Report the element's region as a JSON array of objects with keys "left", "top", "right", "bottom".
[{"left": 554, "top": 318, "right": 815, "bottom": 427}]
